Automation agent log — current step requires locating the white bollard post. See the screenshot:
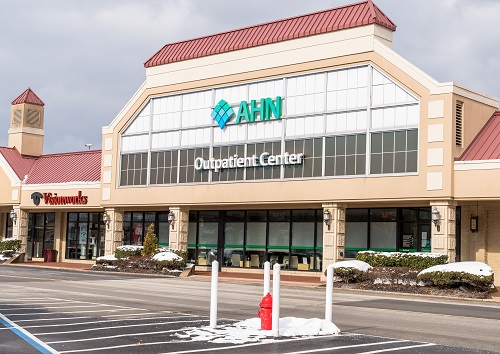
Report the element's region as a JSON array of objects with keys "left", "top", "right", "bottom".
[
  {"left": 263, "top": 261, "right": 271, "bottom": 296},
  {"left": 210, "top": 260, "right": 219, "bottom": 328},
  {"left": 325, "top": 263, "right": 334, "bottom": 323},
  {"left": 272, "top": 263, "right": 280, "bottom": 337}
]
